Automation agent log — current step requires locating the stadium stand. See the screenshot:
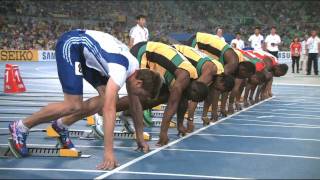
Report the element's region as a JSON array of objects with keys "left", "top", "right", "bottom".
[{"left": 0, "top": 0, "right": 319, "bottom": 50}]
